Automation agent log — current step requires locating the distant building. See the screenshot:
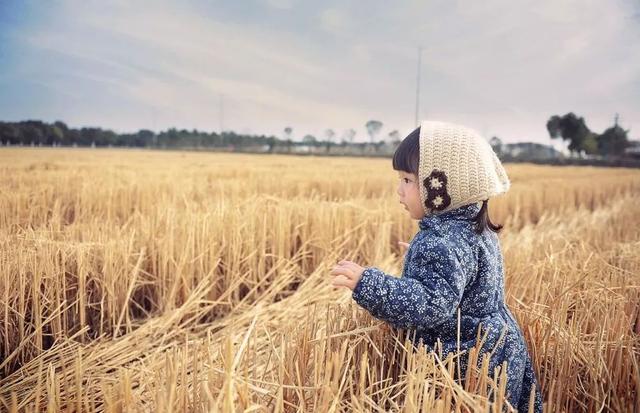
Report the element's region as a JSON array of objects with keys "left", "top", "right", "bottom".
[
  {"left": 502, "top": 142, "right": 564, "bottom": 160},
  {"left": 291, "top": 144, "right": 314, "bottom": 154},
  {"left": 625, "top": 140, "right": 640, "bottom": 159}
]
